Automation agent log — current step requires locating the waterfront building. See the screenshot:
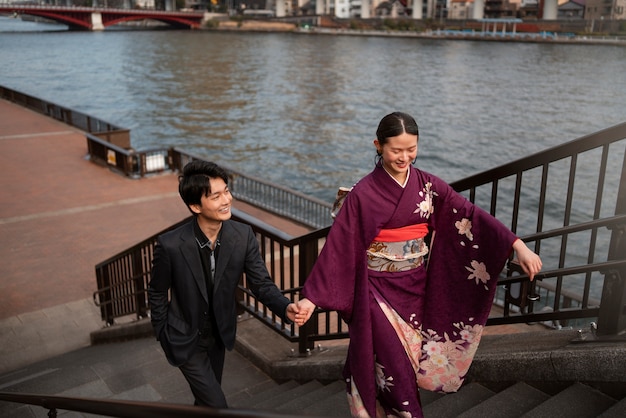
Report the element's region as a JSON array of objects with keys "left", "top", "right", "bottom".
[
  {"left": 558, "top": 0, "right": 585, "bottom": 18},
  {"left": 584, "top": 0, "right": 626, "bottom": 20},
  {"left": 449, "top": 0, "right": 473, "bottom": 19}
]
